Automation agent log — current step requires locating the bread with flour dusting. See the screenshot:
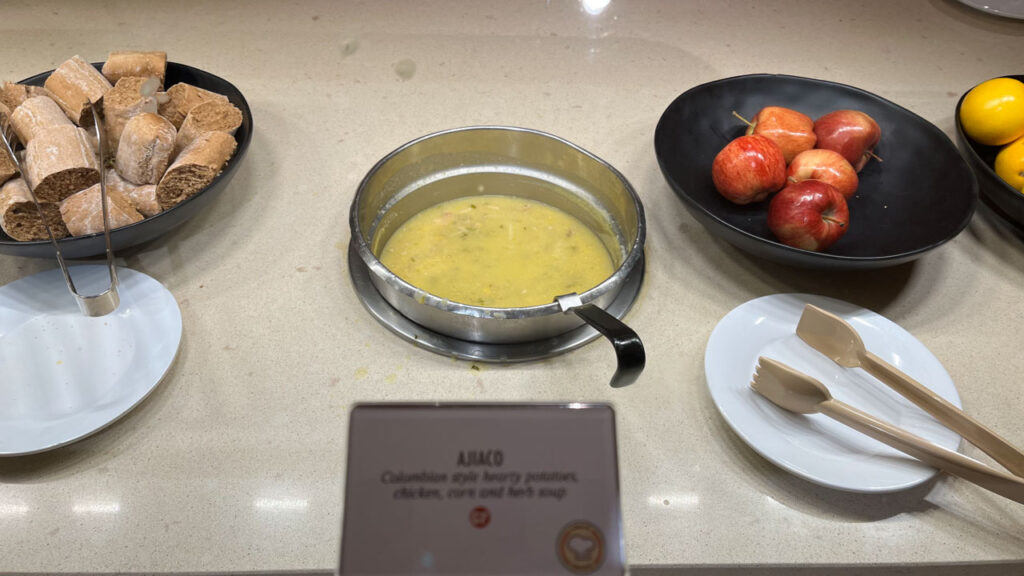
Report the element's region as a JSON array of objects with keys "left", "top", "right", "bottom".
[{"left": 23, "top": 124, "right": 99, "bottom": 202}]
